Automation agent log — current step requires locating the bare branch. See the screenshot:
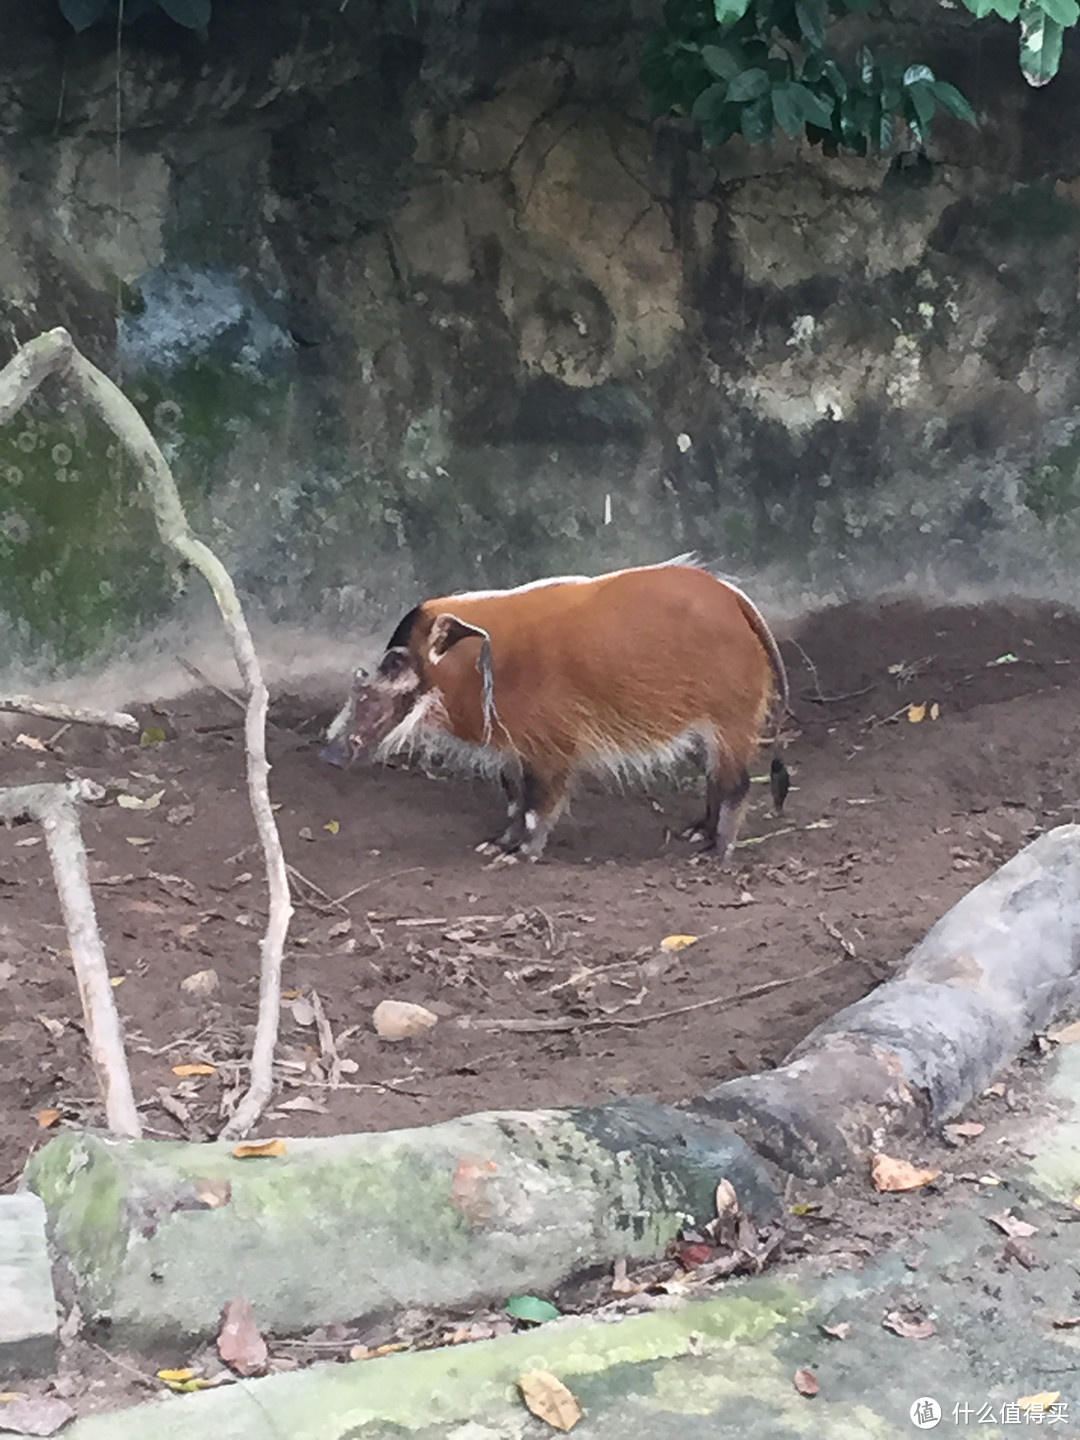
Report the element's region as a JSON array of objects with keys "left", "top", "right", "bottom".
[
  {"left": 0, "top": 328, "right": 293, "bottom": 1139},
  {"left": 0, "top": 695, "right": 139, "bottom": 732},
  {"left": 0, "top": 780, "right": 141, "bottom": 1137}
]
